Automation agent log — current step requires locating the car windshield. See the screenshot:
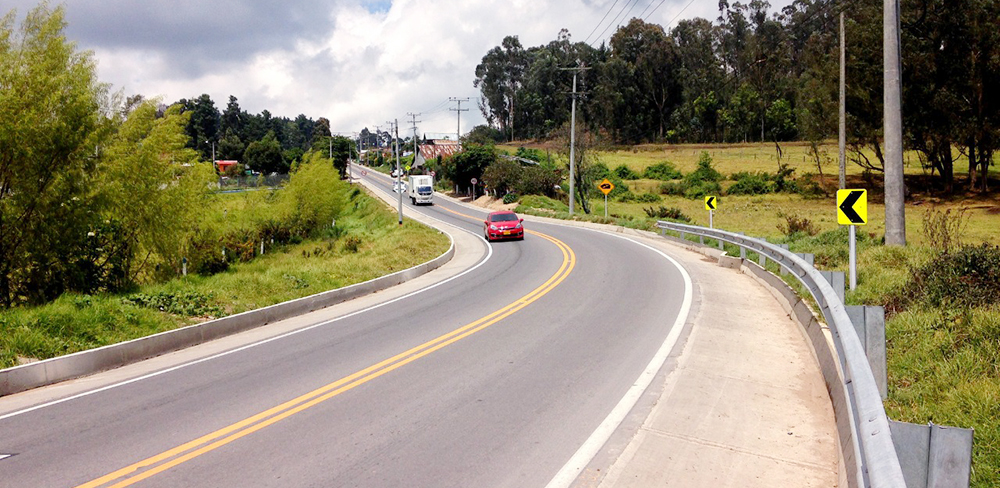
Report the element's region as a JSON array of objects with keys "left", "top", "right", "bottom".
[
  {"left": 491, "top": 213, "right": 518, "bottom": 222},
  {"left": 417, "top": 186, "right": 432, "bottom": 193}
]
